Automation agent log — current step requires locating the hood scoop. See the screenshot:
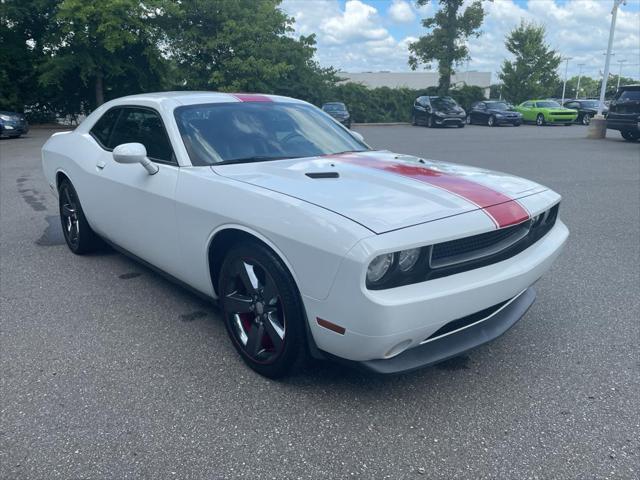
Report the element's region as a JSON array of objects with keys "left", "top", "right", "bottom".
[{"left": 306, "top": 172, "right": 340, "bottom": 179}]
